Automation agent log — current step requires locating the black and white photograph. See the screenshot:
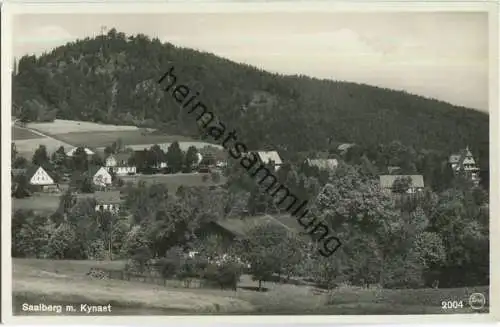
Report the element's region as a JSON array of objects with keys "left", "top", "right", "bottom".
[{"left": 2, "top": 1, "right": 498, "bottom": 322}]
